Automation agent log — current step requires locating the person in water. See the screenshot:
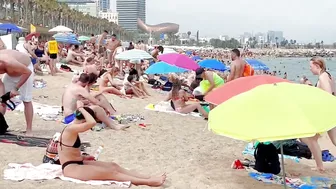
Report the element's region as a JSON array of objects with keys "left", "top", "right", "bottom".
[
  {"left": 58, "top": 105, "right": 166, "bottom": 186},
  {"left": 300, "top": 57, "right": 336, "bottom": 172}
]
